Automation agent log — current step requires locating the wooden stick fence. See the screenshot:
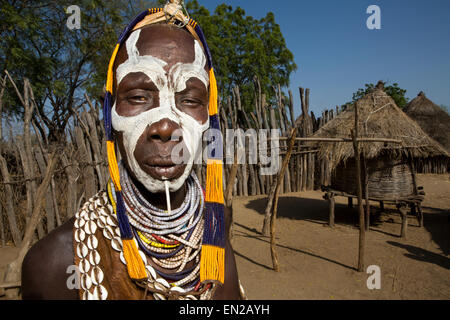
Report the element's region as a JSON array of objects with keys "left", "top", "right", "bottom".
[{"left": 0, "top": 72, "right": 108, "bottom": 248}]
